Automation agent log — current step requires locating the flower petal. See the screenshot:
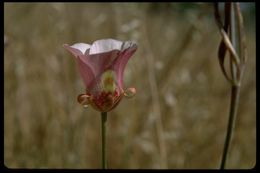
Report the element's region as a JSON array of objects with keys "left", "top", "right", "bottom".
[
  {"left": 76, "top": 56, "right": 97, "bottom": 92},
  {"left": 86, "top": 50, "right": 120, "bottom": 75},
  {"left": 89, "top": 39, "right": 124, "bottom": 55},
  {"left": 71, "top": 43, "right": 91, "bottom": 54},
  {"left": 79, "top": 50, "right": 121, "bottom": 95},
  {"left": 113, "top": 42, "right": 137, "bottom": 89},
  {"left": 63, "top": 43, "right": 90, "bottom": 58}
]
